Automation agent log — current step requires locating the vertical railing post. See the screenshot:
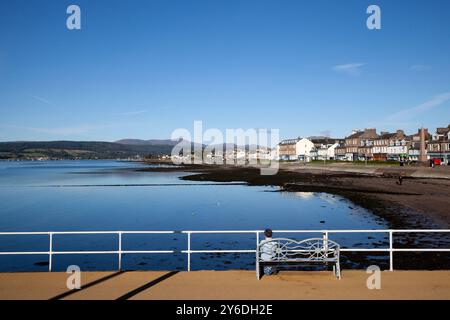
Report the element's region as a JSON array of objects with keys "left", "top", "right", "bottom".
[
  {"left": 389, "top": 230, "right": 394, "bottom": 271},
  {"left": 255, "top": 231, "right": 260, "bottom": 279},
  {"left": 255, "top": 231, "right": 260, "bottom": 248},
  {"left": 48, "top": 232, "right": 53, "bottom": 272},
  {"left": 323, "top": 231, "right": 329, "bottom": 258},
  {"left": 118, "top": 232, "right": 122, "bottom": 271},
  {"left": 187, "top": 232, "right": 191, "bottom": 272}
]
